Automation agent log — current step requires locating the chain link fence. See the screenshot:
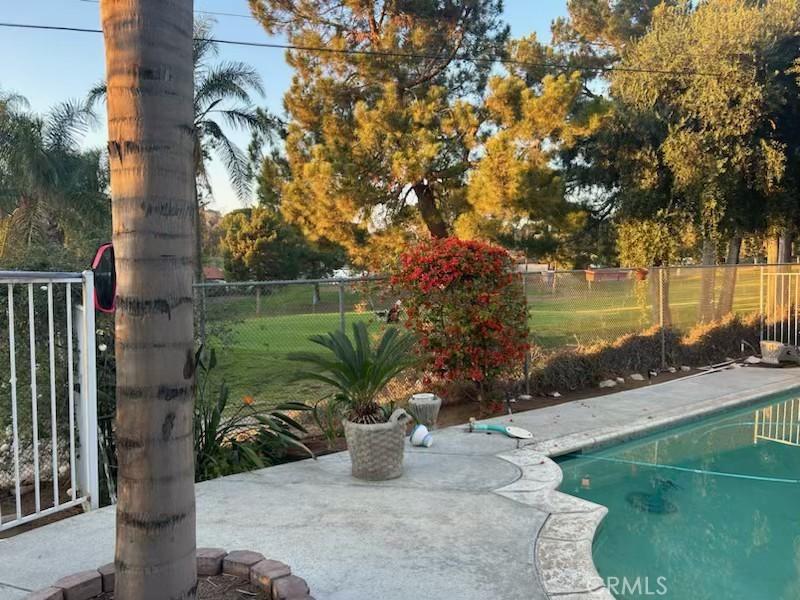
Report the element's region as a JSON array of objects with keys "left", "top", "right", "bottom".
[
  {"left": 195, "top": 264, "right": 799, "bottom": 410},
  {"left": 523, "top": 264, "right": 783, "bottom": 350},
  {"left": 194, "top": 277, "right": 409, "bottom": 412}
]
